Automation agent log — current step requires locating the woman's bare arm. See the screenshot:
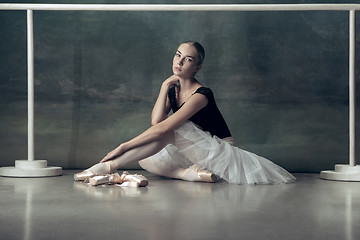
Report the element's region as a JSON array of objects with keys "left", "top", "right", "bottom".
[
  {"left": 100, "top": 93, "right": 208, "bottom": 162},
  {"left": 151, "top": 75, "right": 179, "bottom": 125}
]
